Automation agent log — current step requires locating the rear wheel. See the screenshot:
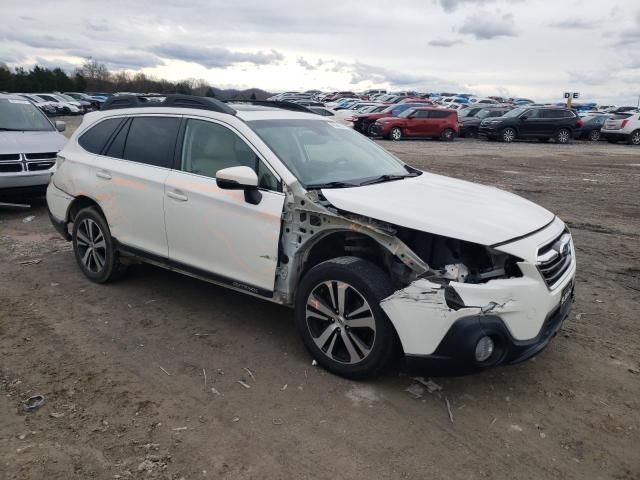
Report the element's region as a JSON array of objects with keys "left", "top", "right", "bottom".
[
  {"left": 295, "top": 257, "right": 397, "bottom": 379},
  {"left": 440, "top": 128, "right": 455, "bottom": 141},
  {"left": 556, "top": 128, "right": 571, "bottom": 144},
  {"left": 366, "top": 123, "right": 376, "bottom": 136},
  {"left": 72, "top": 207, "right": 127, "bottom": 283},
  {"left": 500, "top": 128, "right": 516, "bottom": 143},
  {"left": 389, "top": 127, "right": 403, "bottom": 141},
  {"left": 629, "top": 130, "right": 640, "bottom": 145},
  {"left": 588, "top": 130, "right": 601, "bottom": 142}
]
